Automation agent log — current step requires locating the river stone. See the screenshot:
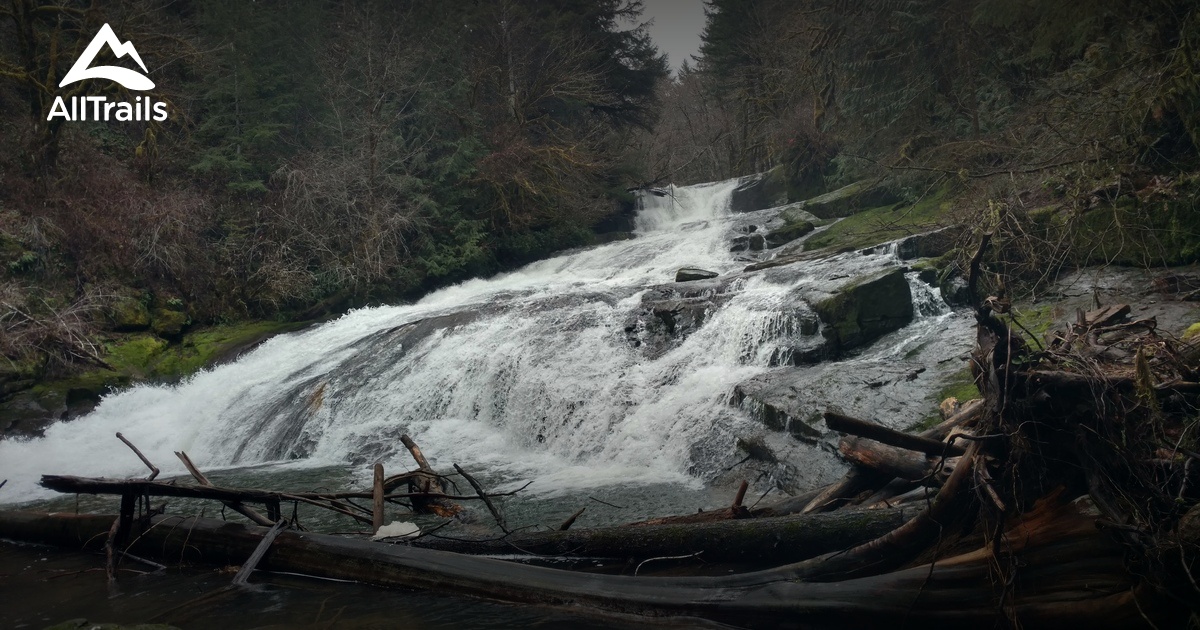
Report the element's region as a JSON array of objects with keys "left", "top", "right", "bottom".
[
  {"left": 811, "top": 268, "right": 913, "bottom": 352},
  {"left": 765, "top": 221, "right": 815, "bottom": 248},
  {"left": 676, "top": 268, "right": 719, "bottom": 282}
]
